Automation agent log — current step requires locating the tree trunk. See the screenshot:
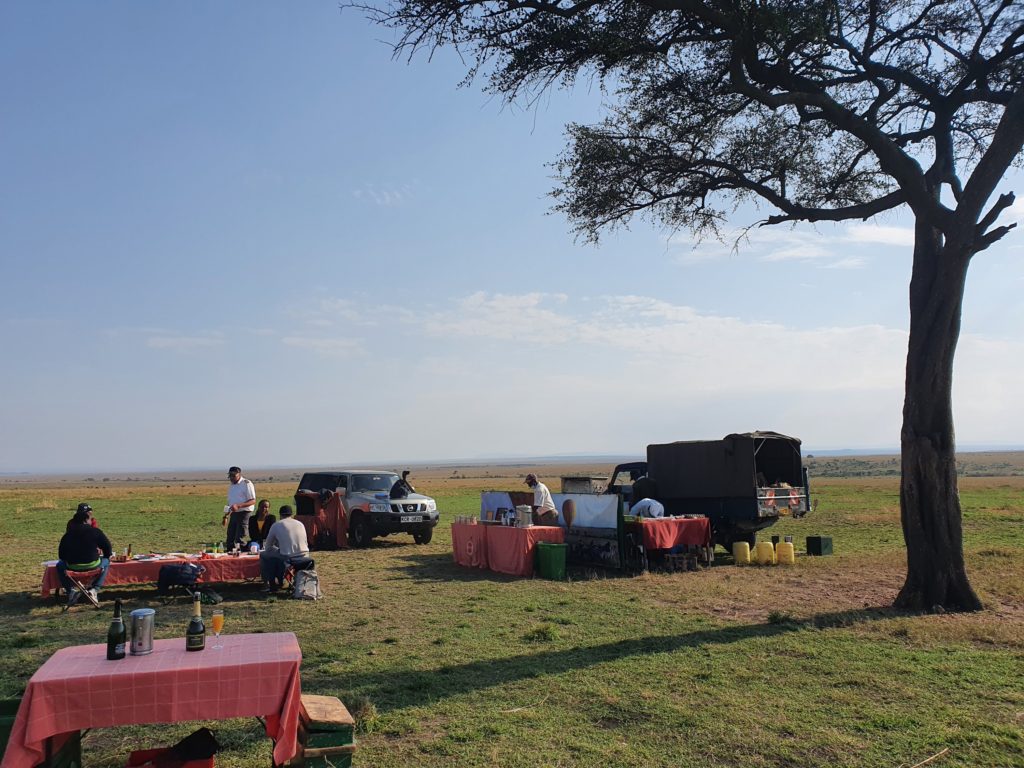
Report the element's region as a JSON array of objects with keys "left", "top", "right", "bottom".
[{"left": 894, "top": 221, "right": 982, "bottom": 612}]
